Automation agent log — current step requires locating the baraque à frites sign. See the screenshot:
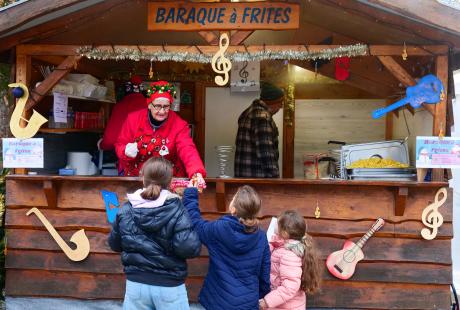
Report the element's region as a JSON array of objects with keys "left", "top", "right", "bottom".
[{"left": 147, "top": 2, "right": 300, "bottom": 31}]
